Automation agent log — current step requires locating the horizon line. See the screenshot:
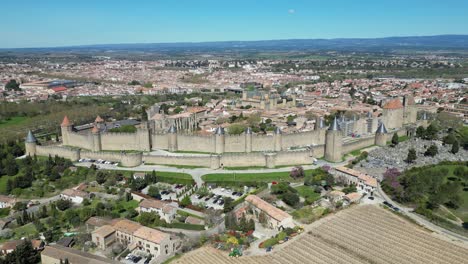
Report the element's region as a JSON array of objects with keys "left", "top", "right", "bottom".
[{"left": 1, "top": 34, "right": 467, "bottom": 50}]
